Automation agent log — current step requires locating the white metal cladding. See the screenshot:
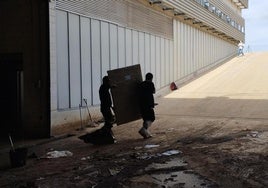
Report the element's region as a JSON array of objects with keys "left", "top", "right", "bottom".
[
  {"left": 56, "top": 11, "right": 69, "bottom": 109},
  {"left": 80, "top": 17, "right": 92, "bottom": 107},
  {"left": 173, "top": 19, "right": 237, "bottom": 83},
  {"left": 210, "top": 0, "right": 244, "bottom": 25},
  {"left": 163, "top": 0, "right": 244, "bottom": 41},
  {"left": 68, "top": 14, "right": 81, "bottom": 108},
  {"left": 56, "top": 10, "right": 173, "bottom": 109},
  {"left": 55, "top": 0, "right": 173, "bottom": 39}
]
